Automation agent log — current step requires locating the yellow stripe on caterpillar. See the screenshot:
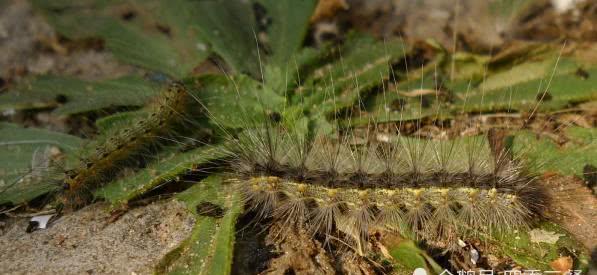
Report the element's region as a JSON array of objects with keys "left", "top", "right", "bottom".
[{"left": 238, "top": 176, "right": 528, "bottom": 210}]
